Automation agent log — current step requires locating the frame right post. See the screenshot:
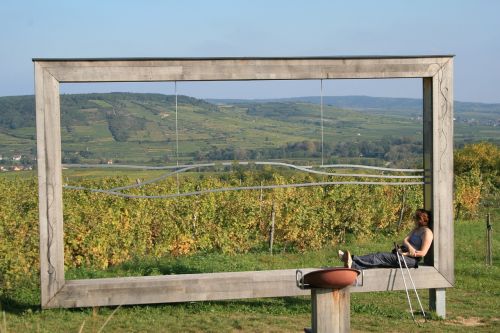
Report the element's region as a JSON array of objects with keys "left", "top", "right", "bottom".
[{"left": 422, "top": 58, "right": 454, "bottom": 318}]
